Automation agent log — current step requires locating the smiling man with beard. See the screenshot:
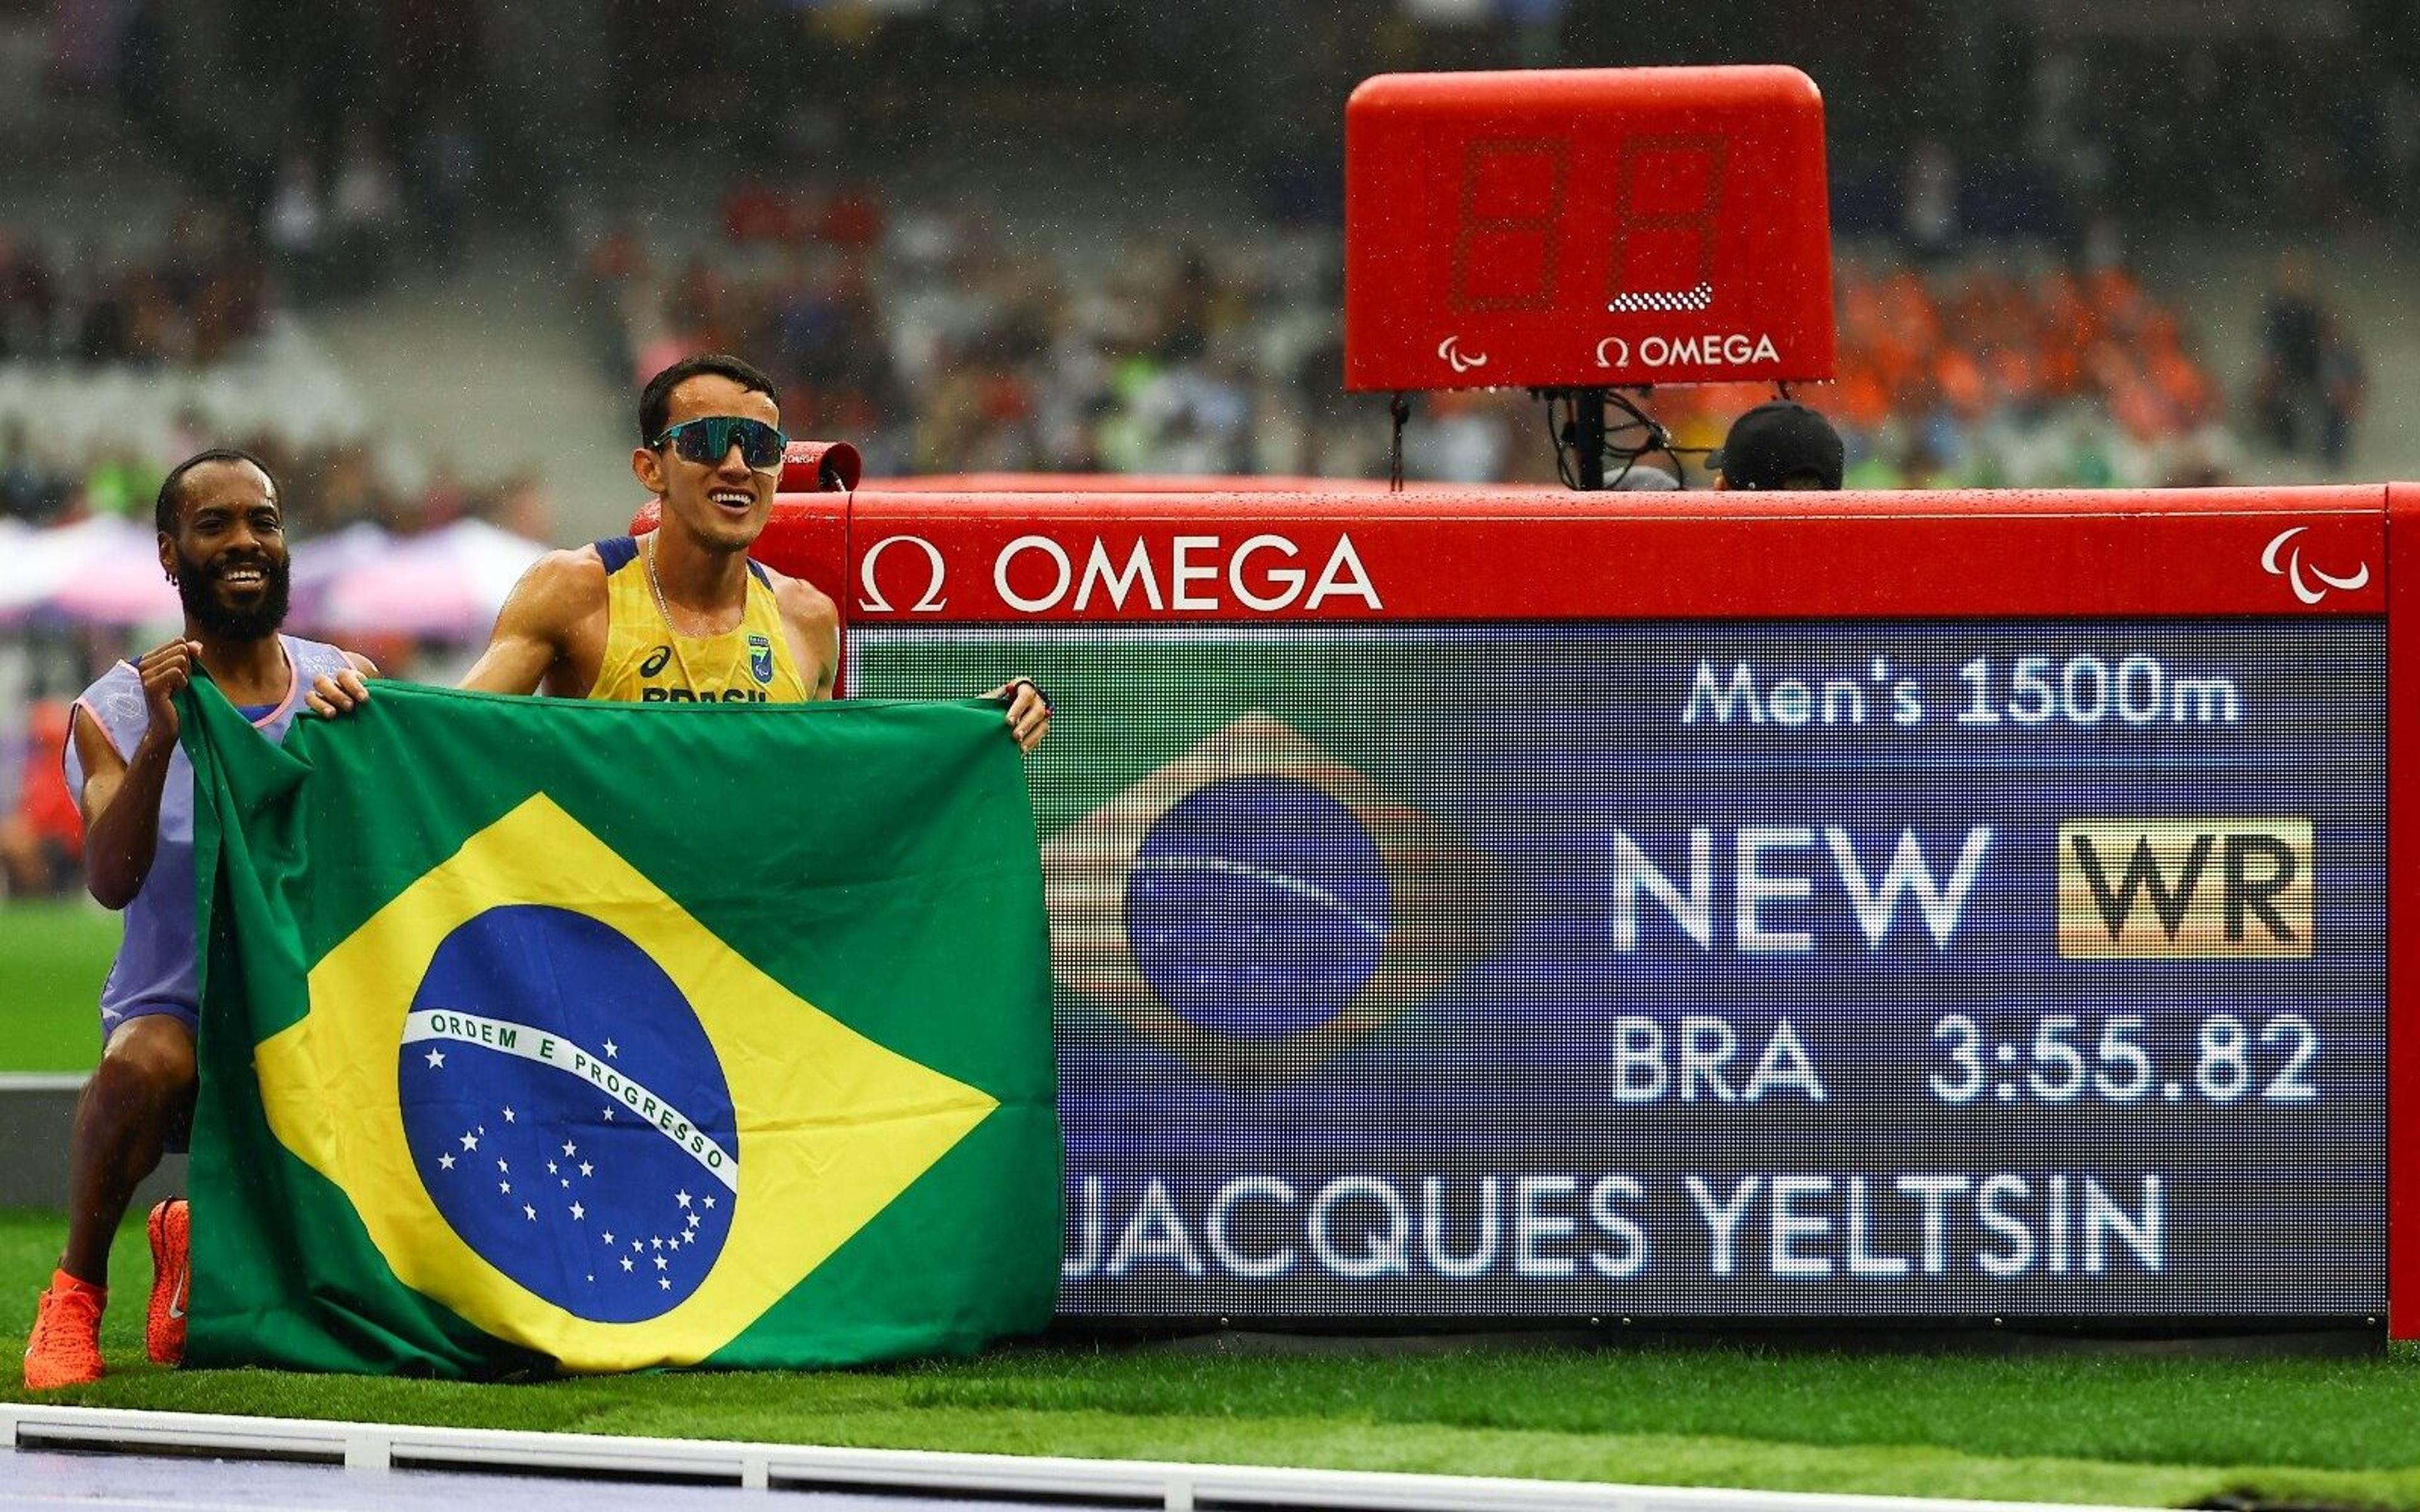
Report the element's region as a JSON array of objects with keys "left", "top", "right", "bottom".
[{"left": 20, "top": 450, "right": 375, "bottom": 1390}]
